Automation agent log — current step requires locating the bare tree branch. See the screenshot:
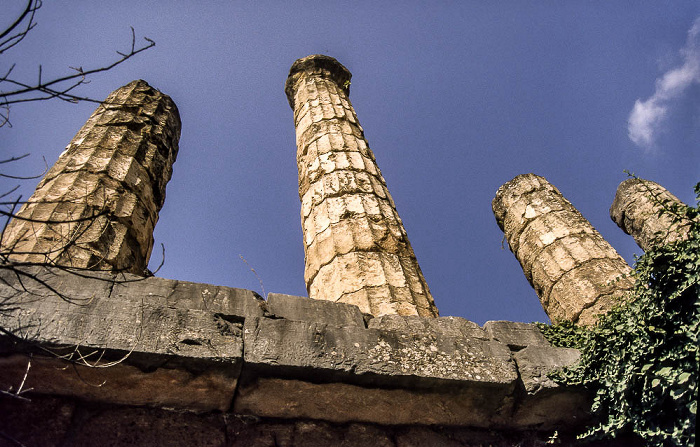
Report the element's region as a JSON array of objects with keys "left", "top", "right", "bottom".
[
  {"left": 0, "top": 0, "right": 41, "bottom": 55},
  {"left": 0, "top": 2, "right": 155, "bottom": 127}
]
